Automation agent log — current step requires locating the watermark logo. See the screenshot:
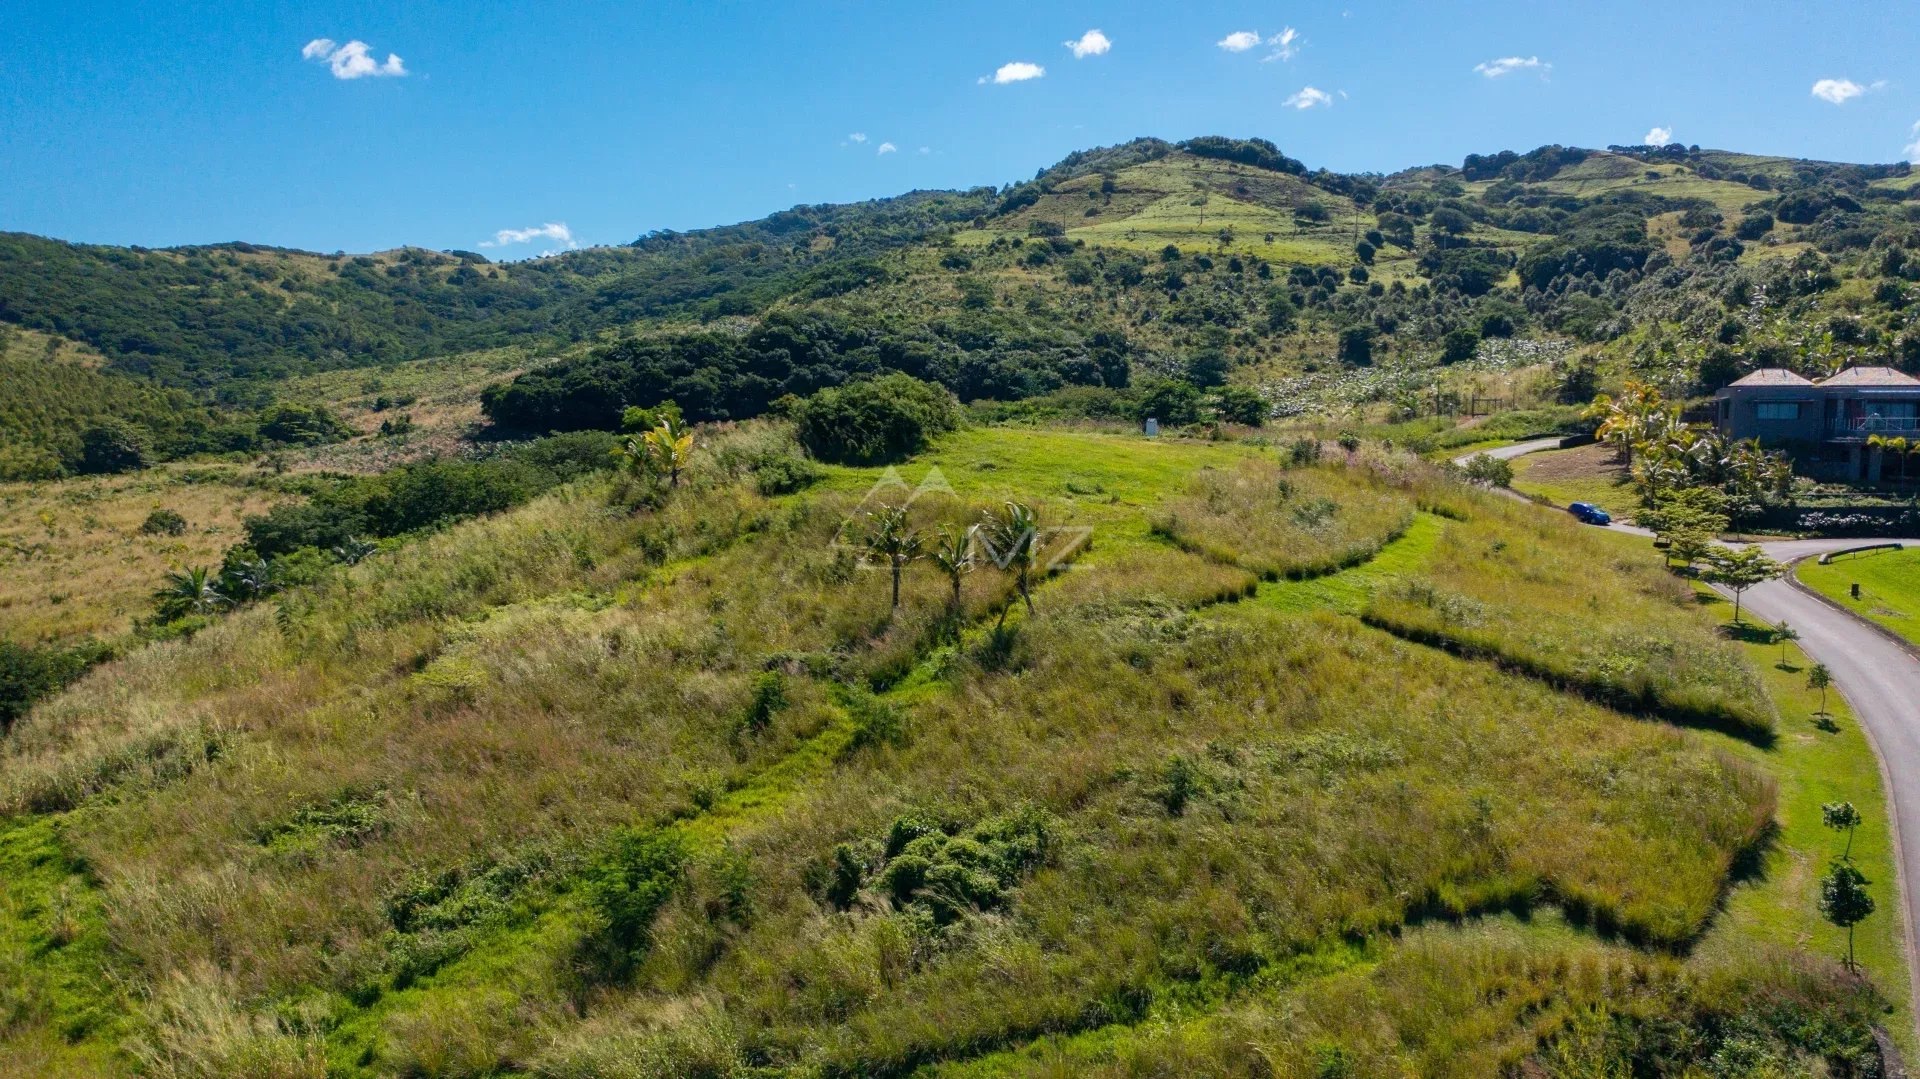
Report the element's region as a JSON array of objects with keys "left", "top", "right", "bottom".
[{"left": 832, "top": 465, "right": 1091, "bottom": 572}]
